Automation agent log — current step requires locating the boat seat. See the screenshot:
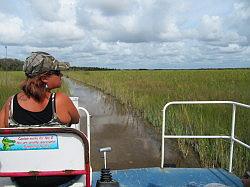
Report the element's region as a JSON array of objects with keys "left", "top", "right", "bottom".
[{"left": 0, "top": 127, "right": 91, "bottom": 187}]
